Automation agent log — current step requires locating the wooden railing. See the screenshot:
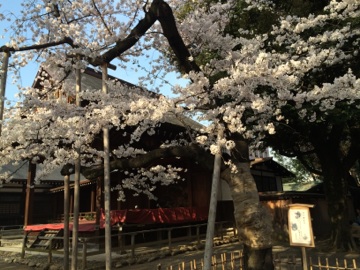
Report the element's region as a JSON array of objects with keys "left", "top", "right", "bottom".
[
  {"left": 59, "top": 211, "right": 96, "bottom": 221},
  {"left": 0, "top": 225, "right": 24, "bottom": 246},
  {"left": 2, "top": 223, "right": 359, "bottom": 270}
]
